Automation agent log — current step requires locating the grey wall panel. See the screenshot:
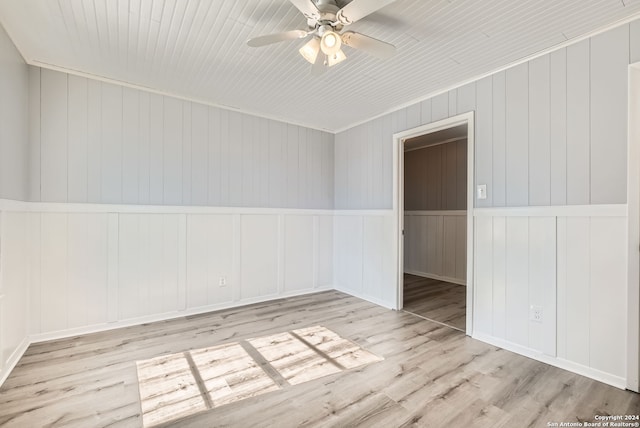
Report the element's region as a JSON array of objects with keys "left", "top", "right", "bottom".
[
  {"left": 566, "top": 40, "right": 590, "bottom": 205},
  {"left": 100, "top": 84, "right": 123, "bottom": 204},
  {"left": 335, "top": 20, "right": 638, "bottom": 210},
  {"left": 31, "top": 69, "right": 334, "bottom": 208},
  {"left": 432, "top": 92, "right": 449, "bottom": 122},
  {"left": 420, "top": 99, "right": 432, "bottom": 124},
  {"left": 448, "top": 90, "right": 457, "bottom": 117},
  {"left": 87, "top": 80, "right": 102, "bottom": 203},
  {"left": 550, "top": 49, "right": 568, "bottom": 206},
  {"left": 218, "top": 109, "right": 229, "bottom": 206},
  {"left": 590, "top": 25, "right": 629, "bottom": 204},
  {"left": 228, "top": 112, "right": 243, "bottom": 207},
  {"left": 67, "top": 76, "right": 88, "bottom": 203},
  {"left": 40, "top": 69, "right": 68, "bottom": 203},
  {"left": 148, "top": 93, "right": 164, "bottom": 205},
  {"left": 505, "top": 63, "right": 529, "bottom": 207},
  {"left": 138, "top": 92, "right": 150, "bottom": 204},
  {"left": 190, "top": 104, "right": 208, "bottom": 205},
  {"left": 492, "top": 71, "right": 507, "bottom": 207},
  {"left": 28, "top": 67, "right": 41, "bottom": 201},
  {"left": 122, "top": 88, "right": 140, "bottom": 205},
  {"left": 162, "top": 97, "right": 183, "bottom": 205},
  {"left": 632, "top": 20, "right": 640, "bottom": 64},
  {"left": 457, "top": 83, "right": 476, "bottom": 114},
  {"left": 528, "top": 55, "right": 551, "bottom": 206},
  {"left": 475, "top": 76, "right": 493, "bottom": 208},
  {"left": 207, "top": 107, "right": 221, "bottom": 206},
  {"left": 181, "top": 103, "right": 192, "bottom": 206},
  {"left": 407, "top": 103, "right": 421, "bottom": 129},
  {"left": 0, "top": 25, "right": 28, "bottom": 201}
]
